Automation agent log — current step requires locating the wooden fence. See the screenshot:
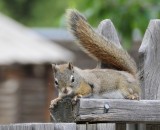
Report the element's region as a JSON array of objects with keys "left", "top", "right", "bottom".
[
  {"left": 1, "top": 19, "right": 160, "bottom": 130},
  {"left": 0, "top": 123, "right": 76, "bottom": 130},
  {"left": 50, "top": 19, "right": 160, "bottom": 130}
]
